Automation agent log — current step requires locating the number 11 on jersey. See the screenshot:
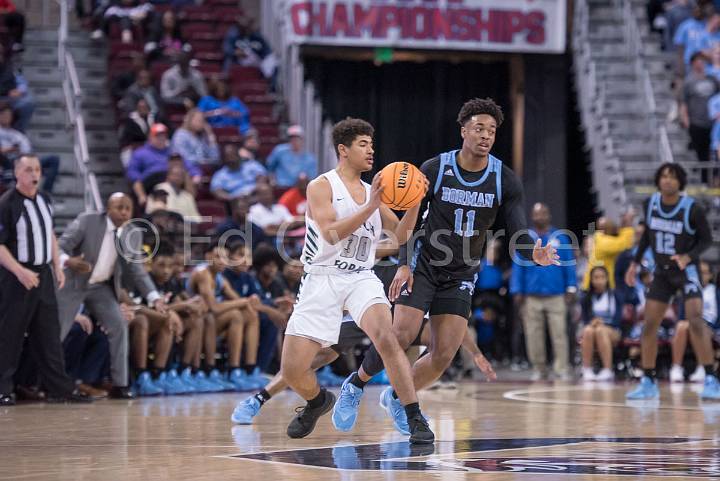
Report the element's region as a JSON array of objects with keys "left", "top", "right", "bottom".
[{"left": 454, "top": 208, "right": 476, "bottom": 237}]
